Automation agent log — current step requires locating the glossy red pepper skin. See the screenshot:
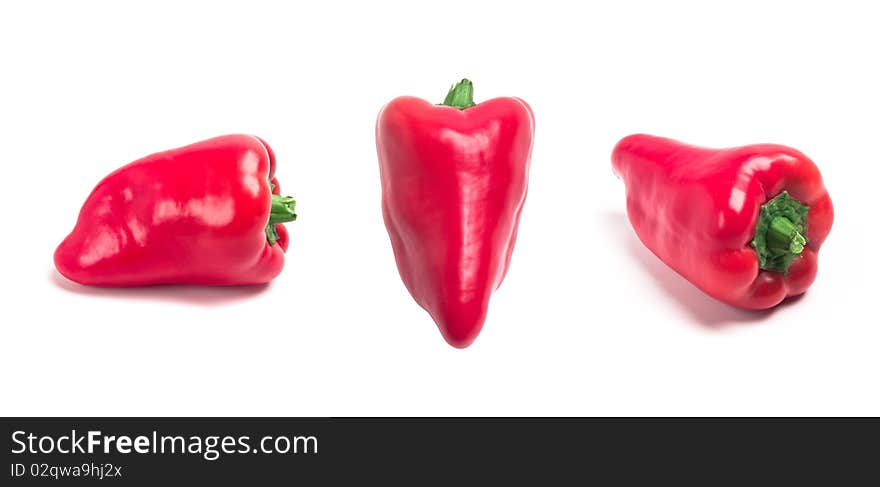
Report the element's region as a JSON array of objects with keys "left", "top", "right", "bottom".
[
  {"left": 376, "top": 94, "right": 534, "bottom": 348},
  {"left": 612, "top": 134, "right": 833, "bottom": 309},
  {"left": 55, "top": 134, "right": 293, "bottom": 286}
]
